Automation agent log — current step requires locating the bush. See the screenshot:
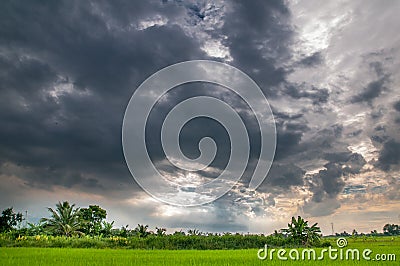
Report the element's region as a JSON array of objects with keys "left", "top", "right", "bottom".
[{"left": 0, "top": 232, "right": 328, "bottom": 250}]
